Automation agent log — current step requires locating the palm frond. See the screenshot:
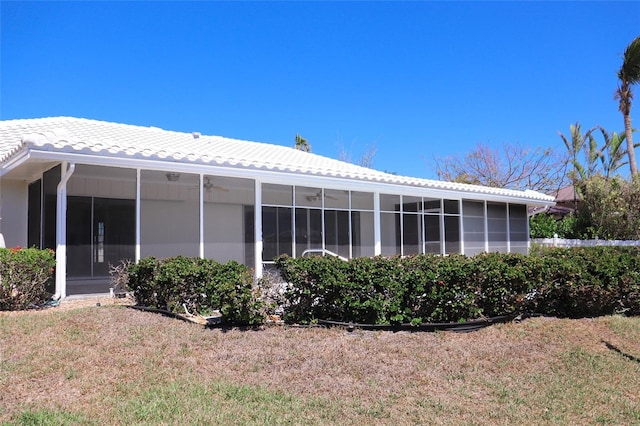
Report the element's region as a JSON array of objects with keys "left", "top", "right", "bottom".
[{"left": 619, "top": 35, "right": 640, "bottom": 85}]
